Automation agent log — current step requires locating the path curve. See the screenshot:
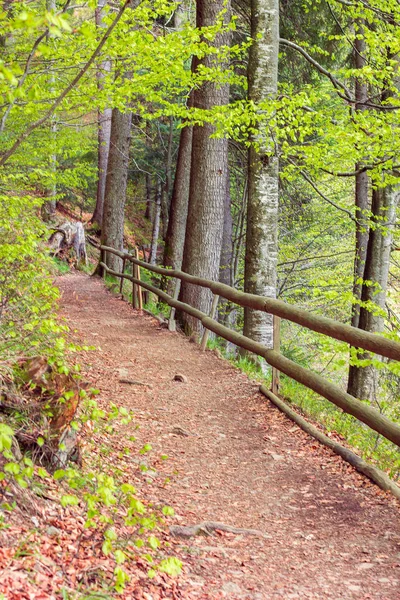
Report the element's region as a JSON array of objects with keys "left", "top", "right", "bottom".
[{"left": 59, "top": 273, "right": 400, "bottom": 600}]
